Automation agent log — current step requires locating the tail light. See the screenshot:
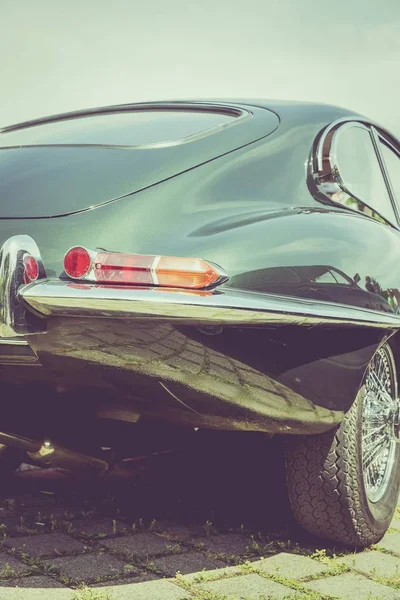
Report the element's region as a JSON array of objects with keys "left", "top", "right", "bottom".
[
  {"left": 63, "top": 246, "right": 91, "bottom": 278},
  {"left": 23, "top": 253, "right": 39, "bottom": 283},
  {"left": 63, "top": 247, "right": 228, "bottom": 289}
]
